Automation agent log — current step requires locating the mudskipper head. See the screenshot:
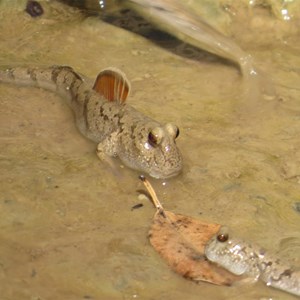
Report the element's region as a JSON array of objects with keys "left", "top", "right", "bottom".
[
  {"left": 141, "top": 122, "right": 182, "bottom": 179},
  {"left": 117, "top": 119, "right": 182, "bottom": 179},
  {"left": 205, "top": 226, "right": 250, "bottom": 276}
]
